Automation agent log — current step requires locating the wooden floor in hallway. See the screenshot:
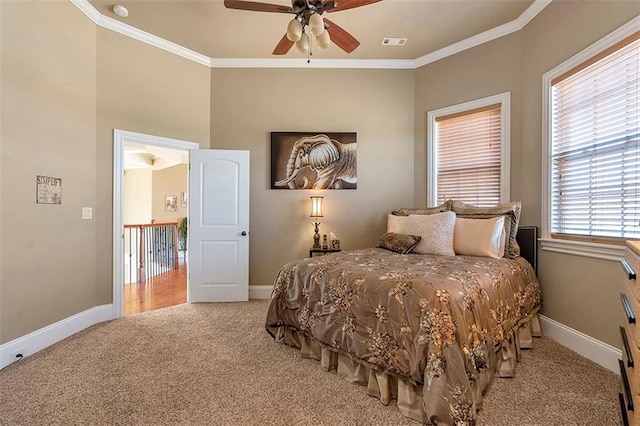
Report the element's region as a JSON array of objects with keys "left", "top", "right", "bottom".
[{"left": 124, "top": 257, "right": 187, "bottom": 315}]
